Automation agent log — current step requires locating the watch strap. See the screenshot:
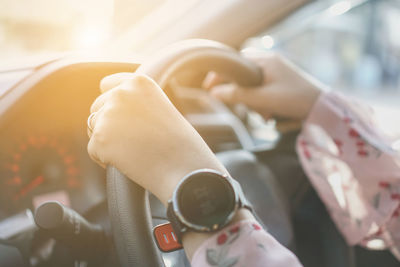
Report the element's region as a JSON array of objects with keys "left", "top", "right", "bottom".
[
  {"left": 231, "top": 178, "right": 253, "bottom": 212},
  {"left": 166, "top": 202, "right": 186, "bottom": 244}
]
